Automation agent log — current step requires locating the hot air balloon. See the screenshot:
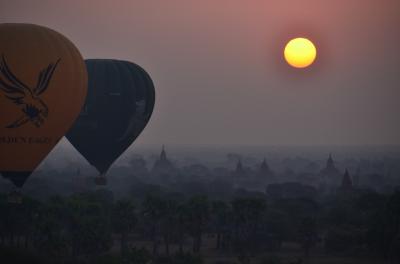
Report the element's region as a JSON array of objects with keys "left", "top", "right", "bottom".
[
  {"left": 0, "top": 23, "right": 88, "bottom": 192},
  {"left": 66, "top": 59, "right": 155, "bottom": 185}
]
